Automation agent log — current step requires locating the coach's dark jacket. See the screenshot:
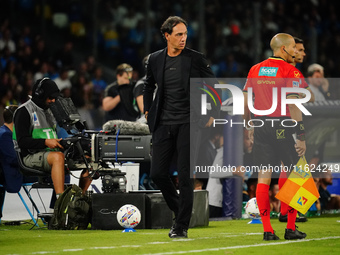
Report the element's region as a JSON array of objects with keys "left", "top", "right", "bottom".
[{"left": 143, "top": 47, "right": 218, "bottom": 132}]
